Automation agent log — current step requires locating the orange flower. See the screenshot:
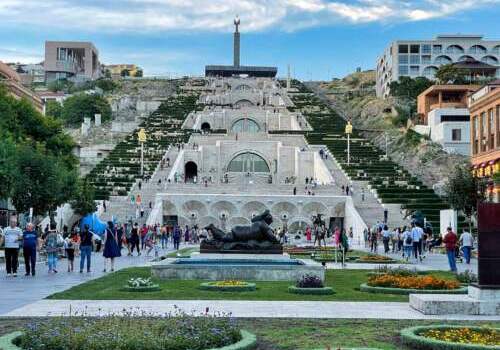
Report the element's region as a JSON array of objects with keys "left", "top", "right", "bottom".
[{"left": 368, "top": 274, "right": 460, "bottom": 290}]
